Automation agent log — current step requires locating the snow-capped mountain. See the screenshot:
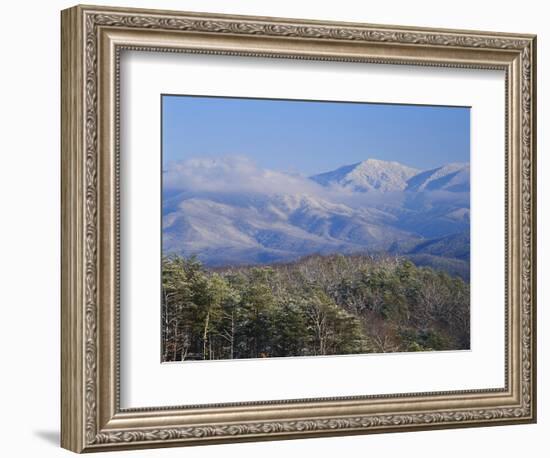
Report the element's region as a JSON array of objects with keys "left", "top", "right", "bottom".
[
  {"left": 311, "top": 159, "right": 469, "bottom": 194},
  {"left": 163, "top": 192, "right": 415, "bottom": 267},
  {"left": 311, "top": 158, "right": 420, "bottom": 192},
  {"left": 162, "top": 157, "right": 470, "bottom": 272},
  {"left": 406, "top": 162, "right": 470, "bottom": 192}
]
